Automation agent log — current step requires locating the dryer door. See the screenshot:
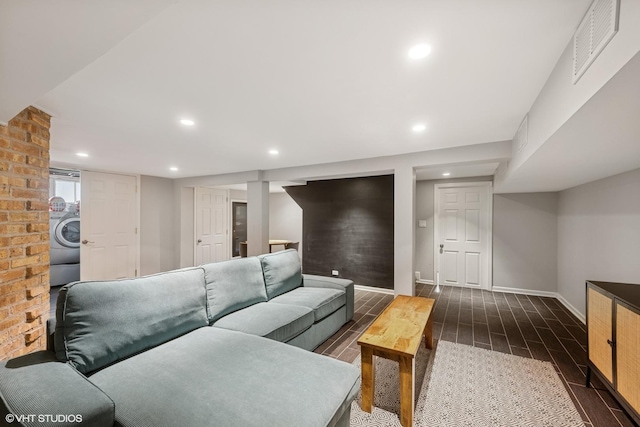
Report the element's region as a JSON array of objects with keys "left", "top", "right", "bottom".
[{"left": 55, "top": 217, "right": 80, "bottom": 248}]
